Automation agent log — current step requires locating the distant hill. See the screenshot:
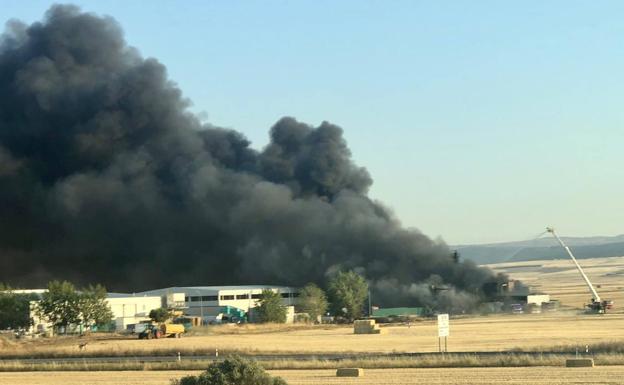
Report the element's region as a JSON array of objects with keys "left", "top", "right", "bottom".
[{"left": 455, "top": 235, "right": 624, "bottom": 265}]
